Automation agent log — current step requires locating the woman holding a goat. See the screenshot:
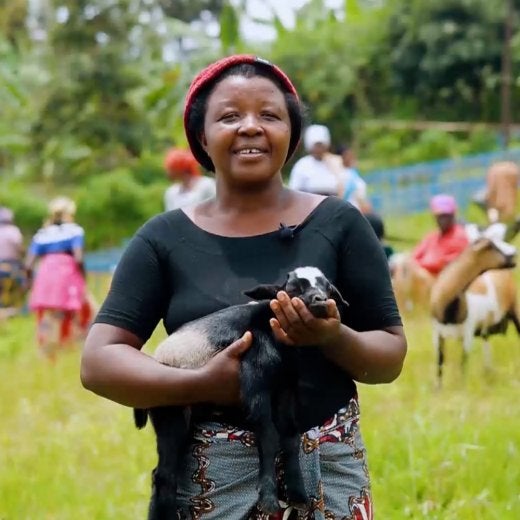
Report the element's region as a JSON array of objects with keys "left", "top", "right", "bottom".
[{"left": 81, "top": 55, "right": 407, "bottom": 520}]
